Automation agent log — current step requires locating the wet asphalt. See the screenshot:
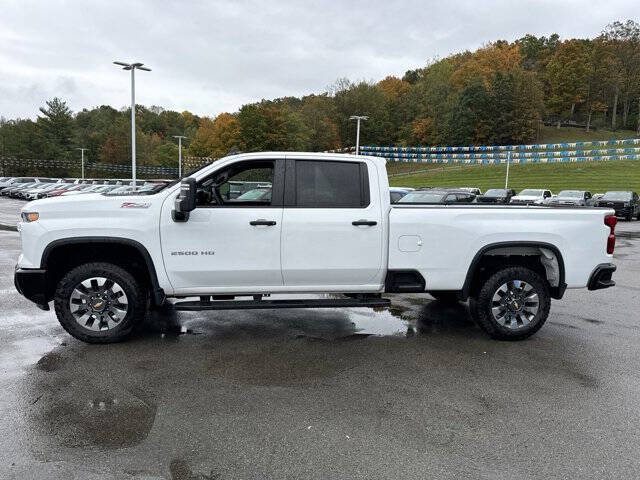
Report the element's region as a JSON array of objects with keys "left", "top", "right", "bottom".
[{"left": 1, "top": 201, "right": 640, "bottom": 479}]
